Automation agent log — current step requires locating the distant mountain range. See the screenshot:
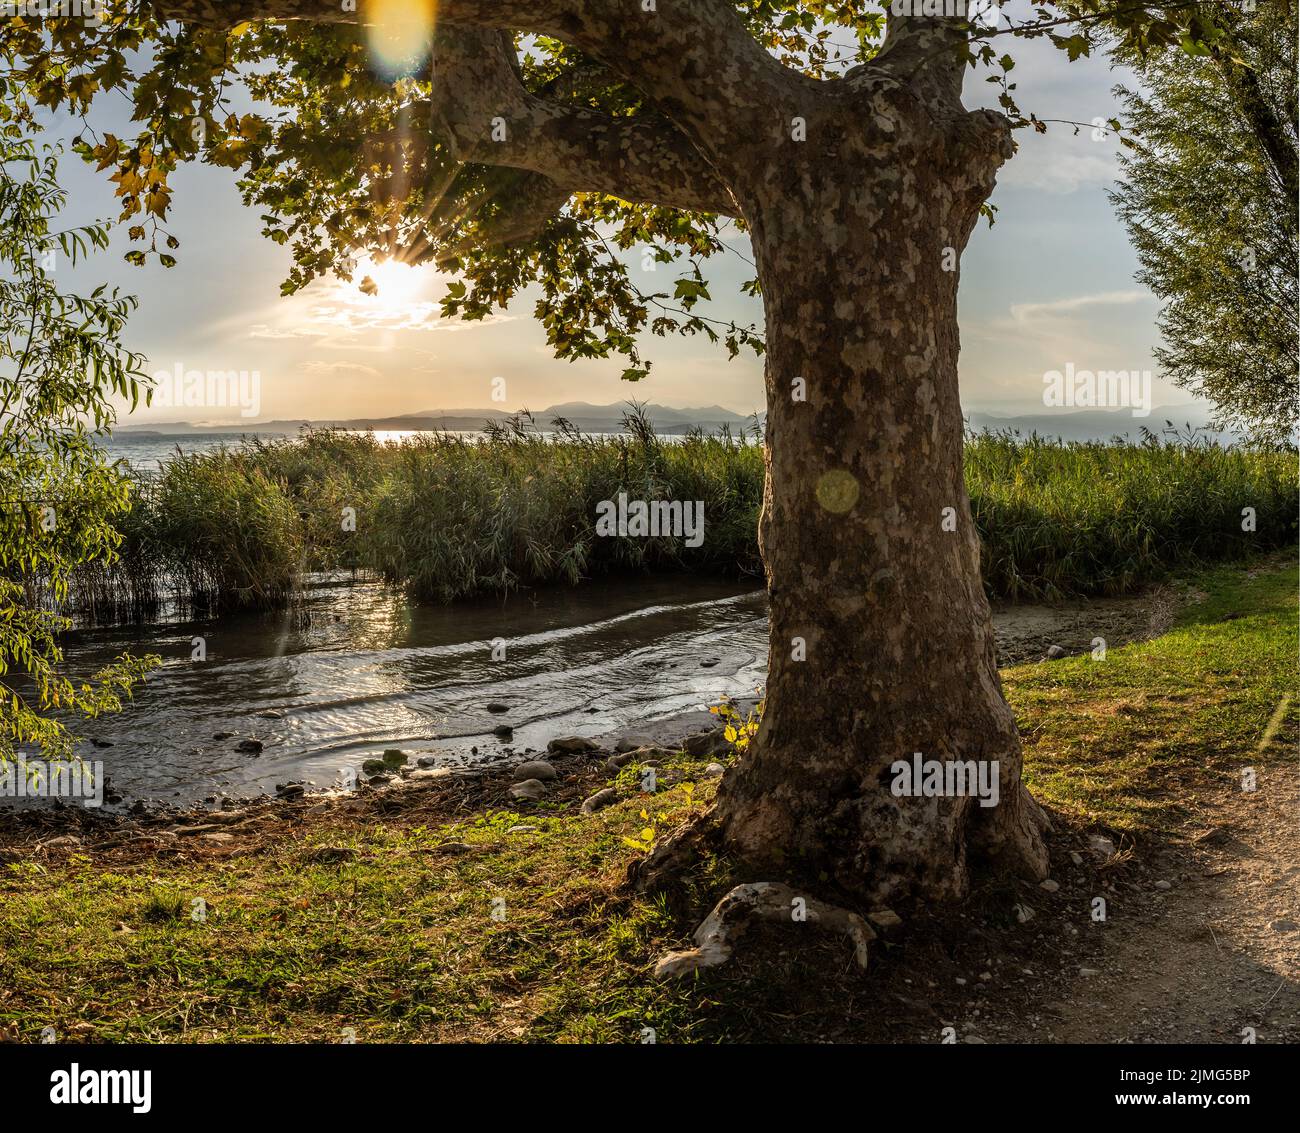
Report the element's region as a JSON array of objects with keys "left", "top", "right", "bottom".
[
  {"left": 114, "top": 402, "right": 1226, "bottom": 443},
  {"left": 114, "top": 401, "right": 758, "bottom": 437}
]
